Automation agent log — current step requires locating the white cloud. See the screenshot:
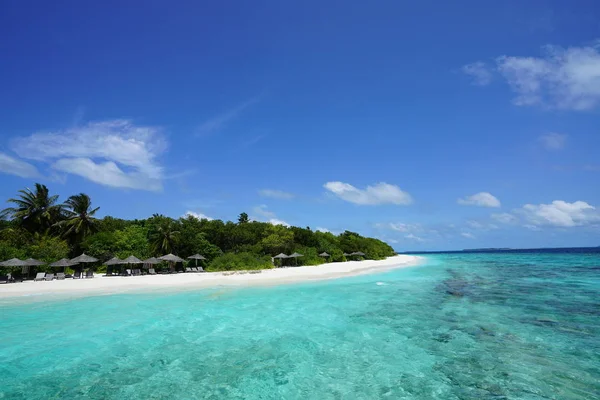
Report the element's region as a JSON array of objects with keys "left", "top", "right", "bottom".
[
  {"left": 520, "top": 200, "right": 599, "bottom": 227},
  {"left": 183, "top": 211, "right": 214, "bottom": 221},
  {"left": 458, "top": 192, "right": 501, "bottom": 208},
  {"left": 495, "top": 42, "right": 600, "bottom": 110},
  {"left": 523, "top": 224, "right": 542, "bottom": 231},
  {"left": 253, "top": 204, "right": 276, "bottom": 219},
  {"left": 196, "top": 96, "right": 260, "bottom": 136},
  {"left": 388, "top": 223, "right": 423, "bottom": 232},
  {"left": 251, "top": 205, "right": 290, "bottom": 227},
  {"left": 259, "top": 189, "right": 295, "bottom": 200},
  {"left": 0, "top": 152, "right": 40, "bottom": 178},
  {"left": 324, "top": 181, "right": 413, "bottom": 206},
  {"left": 405, "top": 233, "right": 425, "bottom": 242},
  {"left": 267, "top": 218, "right": 290, "bottom": 227},
  {"left": 466, "top": 220, "right": 500, "bottom": 231},
  {"left": 539, "top": 133, "right": 567, "bottom": 150},
  {"left": 461, "top": 232, "right": 476, "bottom": 239},
  {"left": 462, "top": 61, "right": 493, "bottom": 86},
  {"left": 12, "top": 119, "right": 165, "bottom": 191},
  {"left": 492, "top": 212, "right": 519, "bottom": 224}
]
